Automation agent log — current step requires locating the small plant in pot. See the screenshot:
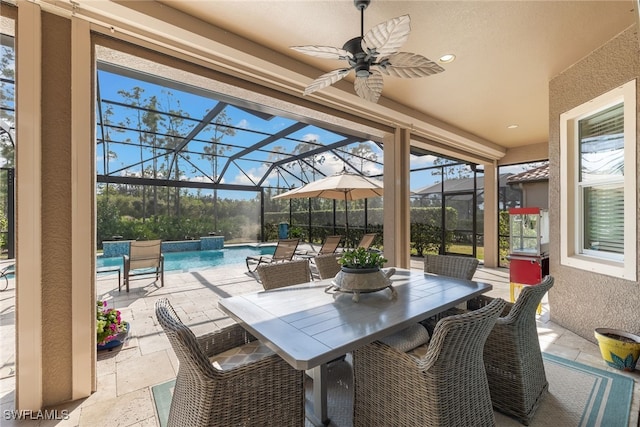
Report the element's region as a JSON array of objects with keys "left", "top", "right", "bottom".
[
  {"left": 338, "top": 247, "right": 388, "bottom": 273},
  {"left": 332, "top": 248, "right": 395, "bottom": 301},
  {"left": 97, "top": 300, "right": 129, "bottom": 350}
]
